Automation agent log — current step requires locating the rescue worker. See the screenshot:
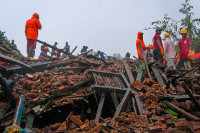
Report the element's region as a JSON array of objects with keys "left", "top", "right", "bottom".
[
  {"left": 80, "top": 46, "right": 88, "bottom": 56},
  {"left": 124, "top": 52, "right": 130, "bottom": 59},
  {"left": 152, "top": 27, "right": 165, "bottom": 66},
  {"left": 41, "top": 44, "right": 46, "bottom": 52},
  {"left": 51, "top": 42, "right": 58, "bottom": 57},
  {"left": 38, "top": 47, "right": 52, "bottom": 62},
  {"left": 25, "top": 13, "right": 42, "bottom": 58},
  {"left": 176, "top": 29, "right": 192, "bottom": 69},
  {"left": 64, "top": 42, "right": 70, "bottom": 55},
  {"left": 81, "top": 46, "right": 88, "bottom": 53},
  {"left": 164, "top": 33, "right": 176, "bottom": 68},
  {"left": 136, "top": 32, "right": 147, "bottom": 59},
  {"left": 11, "top": 40, "right": 17, "bottom": 48},
  {"left": 97, "top": 51, "right": 106, "bottom": 59}
]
